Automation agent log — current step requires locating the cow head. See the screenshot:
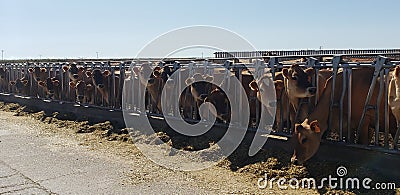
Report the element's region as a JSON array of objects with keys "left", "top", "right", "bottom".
[
  {"left": 28, "top": 67, "right": 48, "bottom": 82},
  {"left": 10, "top": 78, "right": 29, "bottom": 94},
  {"left": 282, "top": 64, "right": 316, "bottom": 98},
  {"left": 290, "top": 119, "right": 321, "bottom": 165},
  {"left": 71, "top": 80, "right": 94, "bottom": 102},
  {"left": 38, "top": 77, "right": 60, "bottom": 98},
  {"left": 204, "top": 88, "right": 230, "bottom": 122},
  {"left": 63, "top": 63, "right": 85, "bottom": 82},
  {"left": 86, "top": 69, "right": 110, "bottom": 89},
  {"left": 185, "top": 73, "right": 214, "bottom": 107}
]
